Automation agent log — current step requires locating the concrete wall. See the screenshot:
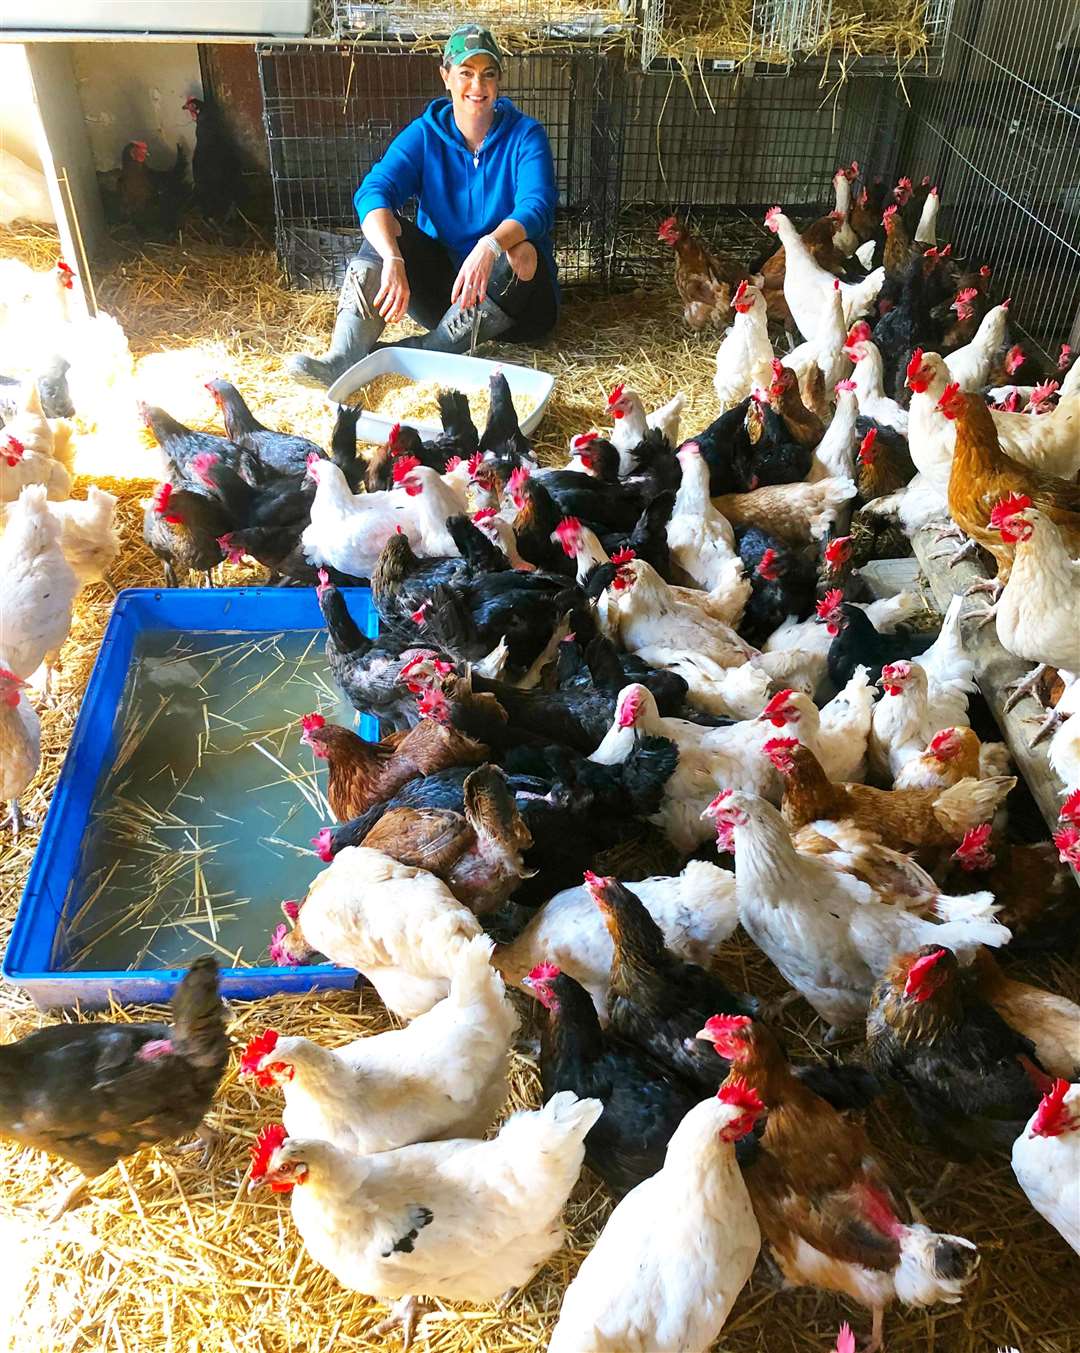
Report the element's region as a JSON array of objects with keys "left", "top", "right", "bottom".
[
  {"left": 70, "top": 42, "right": 203, "bottom": 173},
  {"left": 0, "top": 44, "right": 45, "bottom": 169}
]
